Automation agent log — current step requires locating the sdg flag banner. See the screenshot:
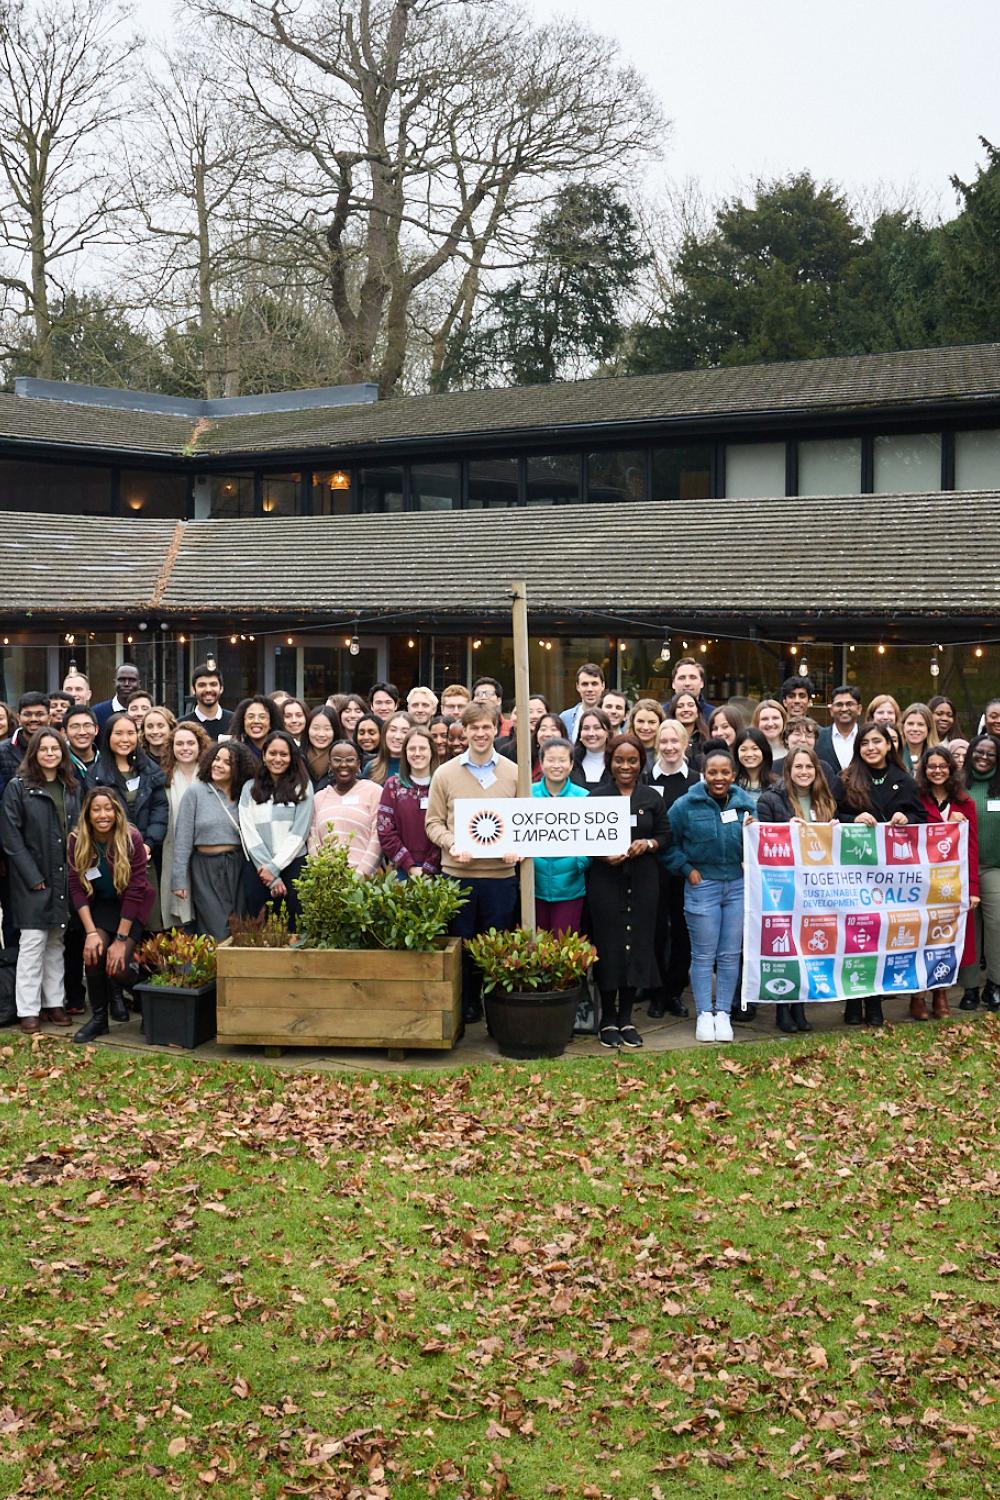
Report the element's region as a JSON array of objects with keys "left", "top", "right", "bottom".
[{"left": 742, "top": 820, "right": 970, "bottom": 1007}]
